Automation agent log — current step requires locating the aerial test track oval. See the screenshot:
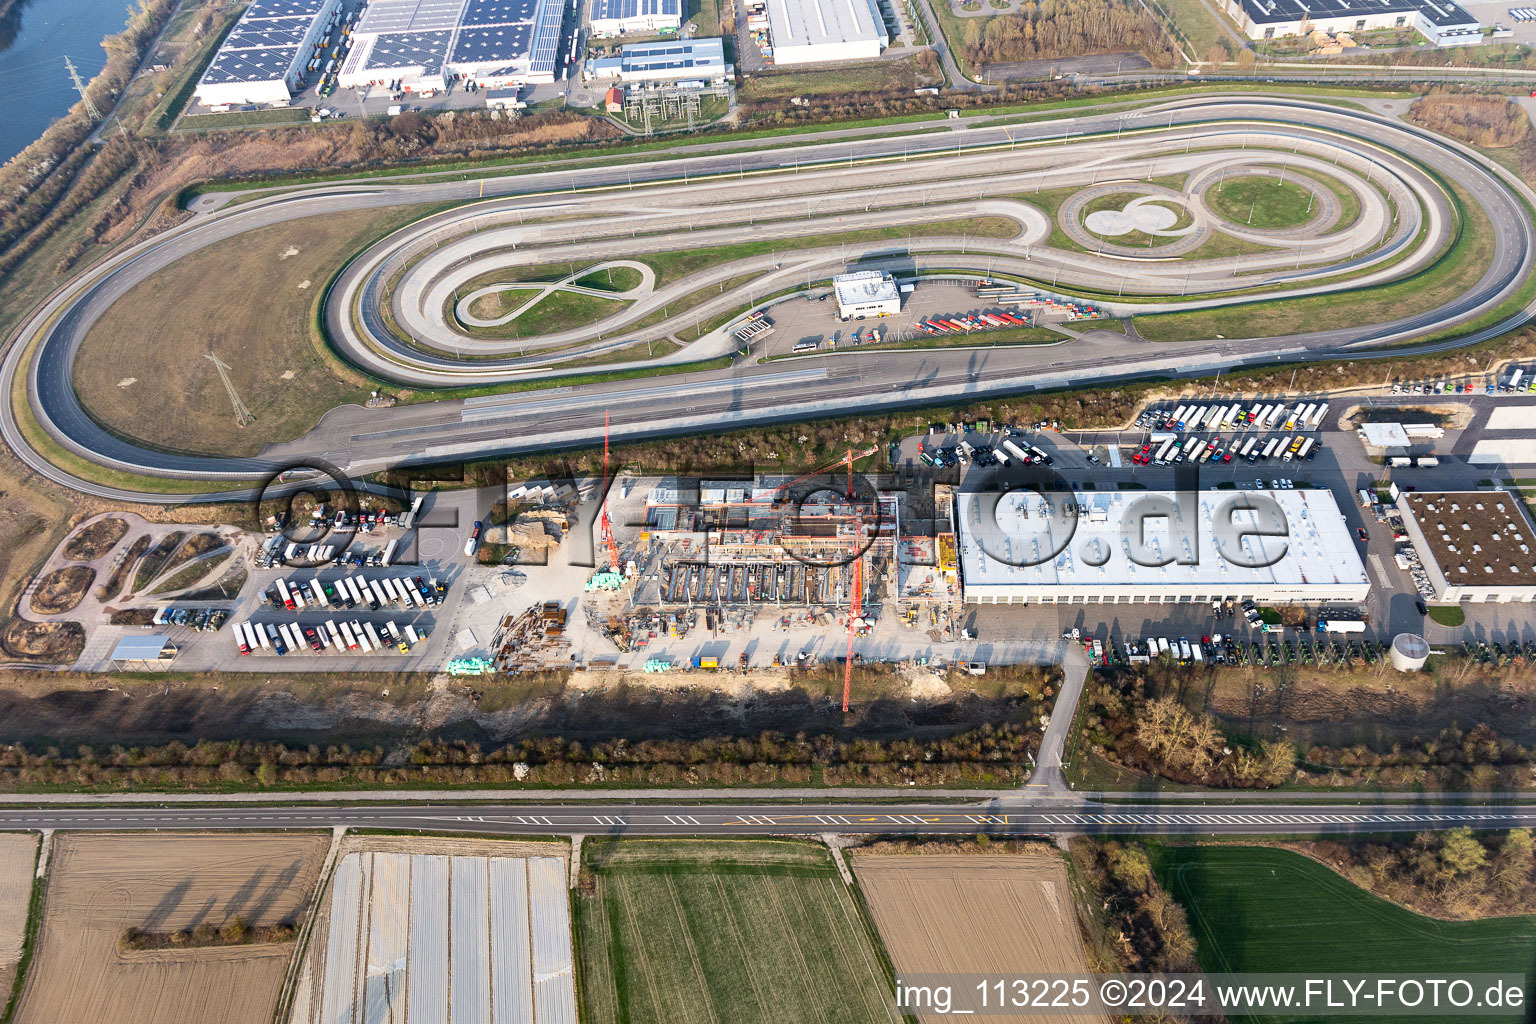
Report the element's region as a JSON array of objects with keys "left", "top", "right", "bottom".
[{"left": 4, "top": 96, "right": 1533, "bottom": 502}]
